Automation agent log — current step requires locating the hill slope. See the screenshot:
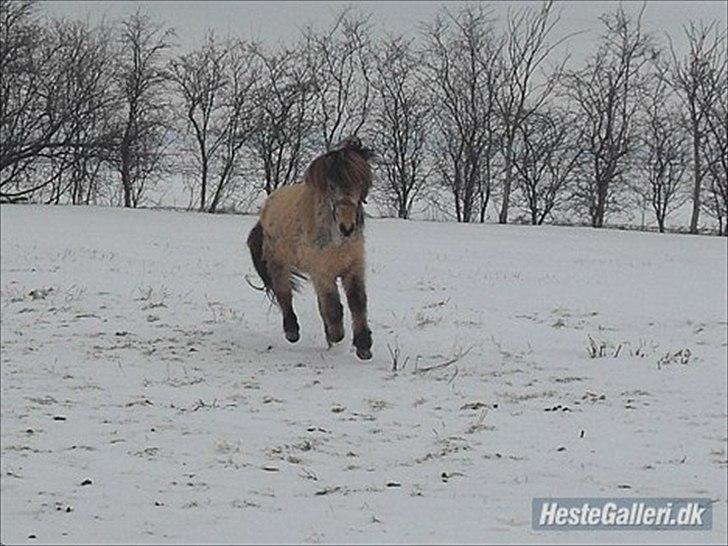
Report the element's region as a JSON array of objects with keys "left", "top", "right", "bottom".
[{"left": 1, "top": 205, "right": 726, "bottom": 544}]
